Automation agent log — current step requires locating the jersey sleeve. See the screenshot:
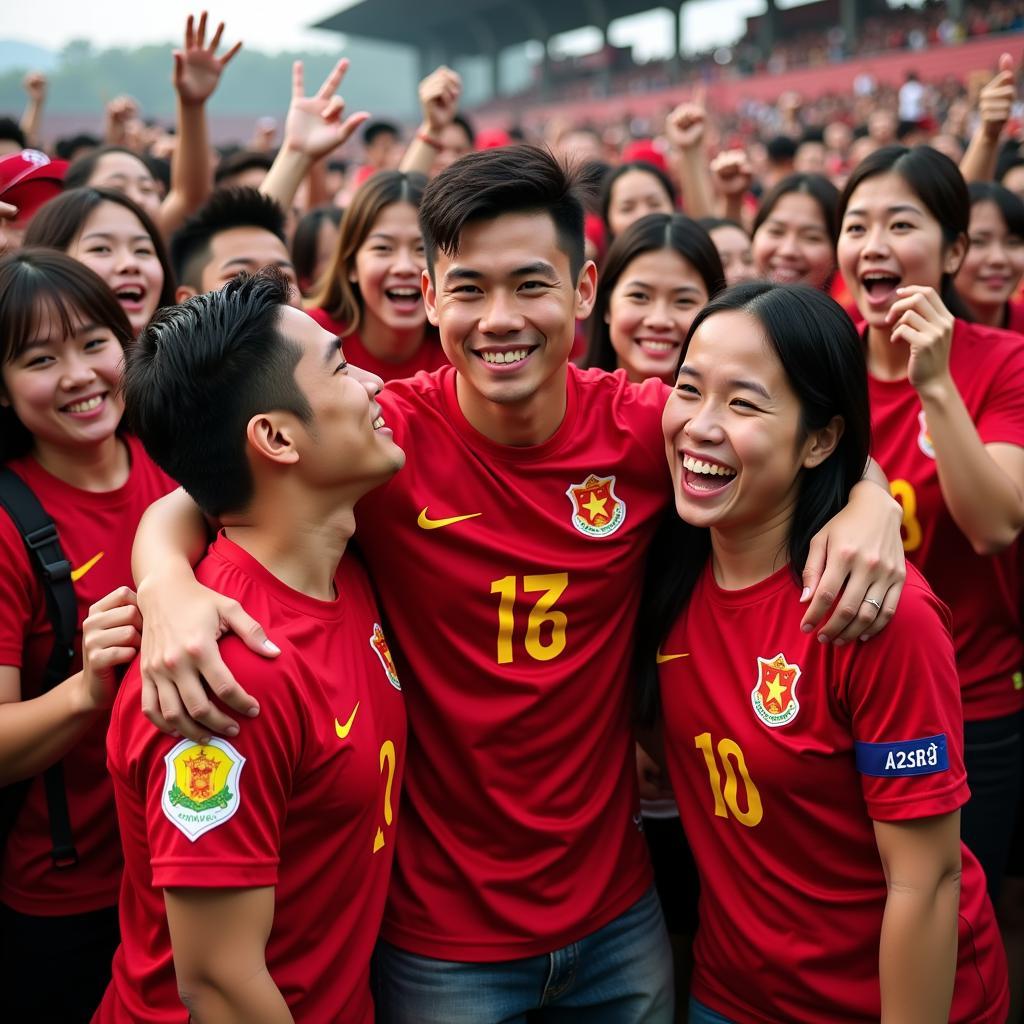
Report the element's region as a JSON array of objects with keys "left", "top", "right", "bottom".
[
  {"left": 840, "top": 578, "right": 969, "bottom": 822},
  {"left": 0, "top": 511, "right": 41, "bottom": 670},
  {"left": 139, "top": 639, "right": 310, "bottom": 890},
  {"left": 976, "top": 338, "right": 1024, "bottom": 448}
]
